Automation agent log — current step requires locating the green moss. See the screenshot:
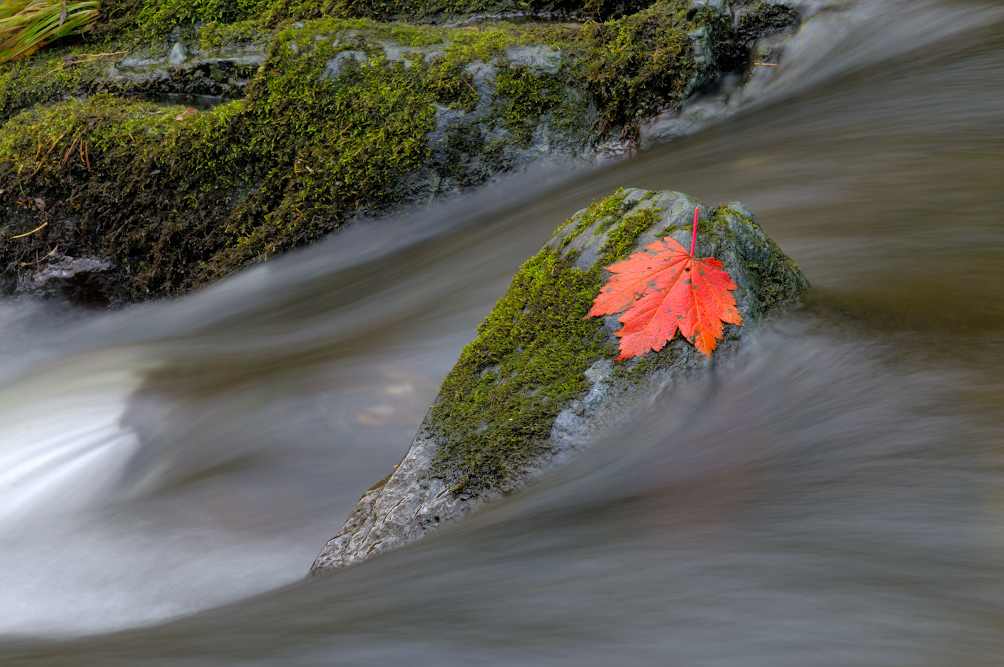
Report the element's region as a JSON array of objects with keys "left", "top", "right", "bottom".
[
  {"left": 223, "top": 19, "right": 590, "bottom": 264},
  {"left": 715, "top": 204, "right": 808, "bottom": 313},
  {"left": 129, "top": 0, "right": 340, "bottom": 42},
  {"left": 0, "top": 95, "right": 249, "bottom": 297},
  {"left": 0, "top": 17, "right": 605, "bottom": 297},
  {"left": 2, "top": 0, "right": 707, "bottom": 136},
  {"left": 106, "top": 0, "right": 660, "bottom": 45},
  {"left": 0, "top": 49, "right": 94, "bottom": 123},
  {"left": 134, "top": 0, "right": 268, "bottom": 37},
  {"left": 52, "top": 0, "right": 702, "bottom": 133},
  {"left": 494, "top": 63, "right": 566, "bottom": 148},
  {"left": 577, "top": 0, "right": 697, "bottom": 134},
  {"left": 0, "top": 0, "right": 725, "bottom": 300},
  {"left": 598, "top": 194, "right": 660, "bottom": 255},
  {"left": 427, "top": 189, "right": 662, "bottom": 493},
  {"left": 223, "top": 20, "right": 443, "bottom": 259},
  {"left": 736, "top": 1, "right": 798, "bottom": 44},
  {"left": 427, "top": 248, "right": 609, "bottom": 493},
  {"left": 305, "top": 0, "right": 658, "bottom": 25},
  {"left": 425, "top": 193, "right": 811, "bottom": 495}
]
